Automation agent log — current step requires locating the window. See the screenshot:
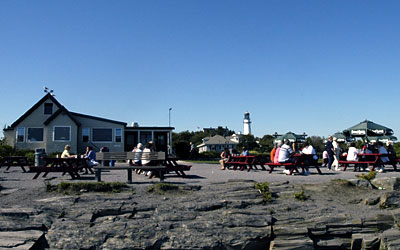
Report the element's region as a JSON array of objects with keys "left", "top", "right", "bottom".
[
  {"left": 44, "top": 103, "right": 53, "bottom": 114},
  {"left": 92, "top": 128, "right": 112, "bottom": 142},
  {"left": 27, "top": 128, "right": 44, "bottom": 142},
  {"left": 115, "top": 128, "right": 122, "bottom": 142},
  {"left": 54, "top": 126, "right": 70, "bottom": 141},
  {"left": 82, "top": 128, "right": 90, "bottom": 142},
  {"left": 16, "top": 127, "right": 25, "bottom": 142}
]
